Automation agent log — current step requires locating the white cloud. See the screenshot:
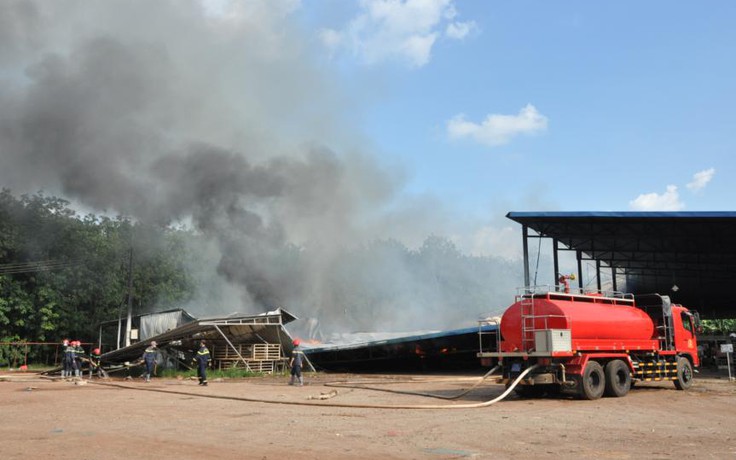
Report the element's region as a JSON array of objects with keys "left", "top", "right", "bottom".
[
  {"left": 445, "top": 20, "right": 477, "bottom": 39},
  {"left": 318, "top": 28, "right": 343, "bottom": 55},
  {"left": 201, "top": 0, "right": 301, "bottom": 21},
  {"left": 446, "top": 104, "right": 548, "bottom": 147},
  {"left": 319, "top": 0, "right": 477, "bottom": 67},
  {"left": 629, "top": 185, "right": 685, "bottom": 211},
  {"left": 686, "top": 167, "right": 715, "bottom": 192}
]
